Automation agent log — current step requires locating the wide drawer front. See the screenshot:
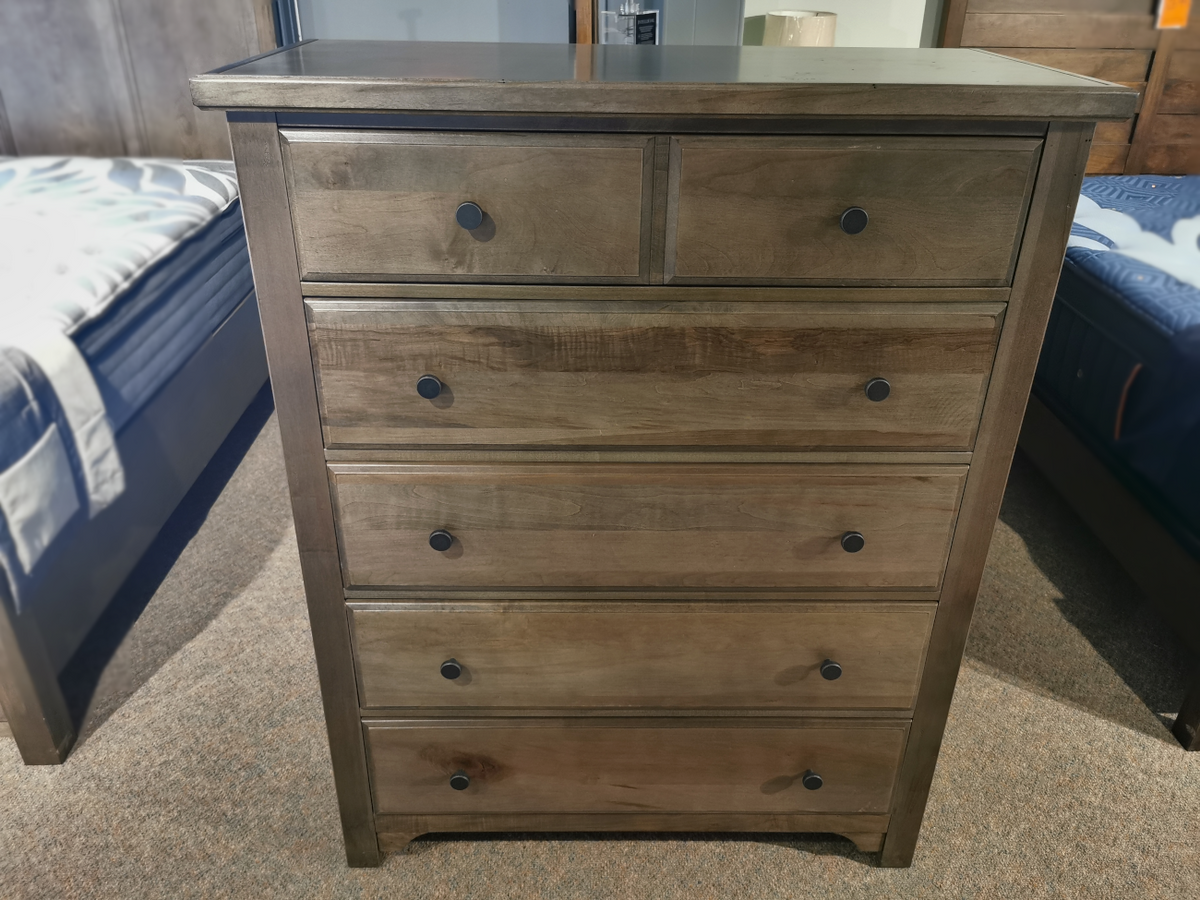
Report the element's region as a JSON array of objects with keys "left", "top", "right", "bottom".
[
  {"left": 281, "top": 131, "right": 653, "bottom": 282},
  {"left": 365, "top": 719, "right": 909, "bottom": 815},
  {"left": 308, "top": 300, "right": 1004, "bottom": 450},
  {"left": 329, "top": 463, "right": 967, "bottom": 590},
  {"left": 667, "top": 136, "right": 1041, "bottom": 285},
  {"left": 350, "top": 601, "right": 935, "bottom": 710}
]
